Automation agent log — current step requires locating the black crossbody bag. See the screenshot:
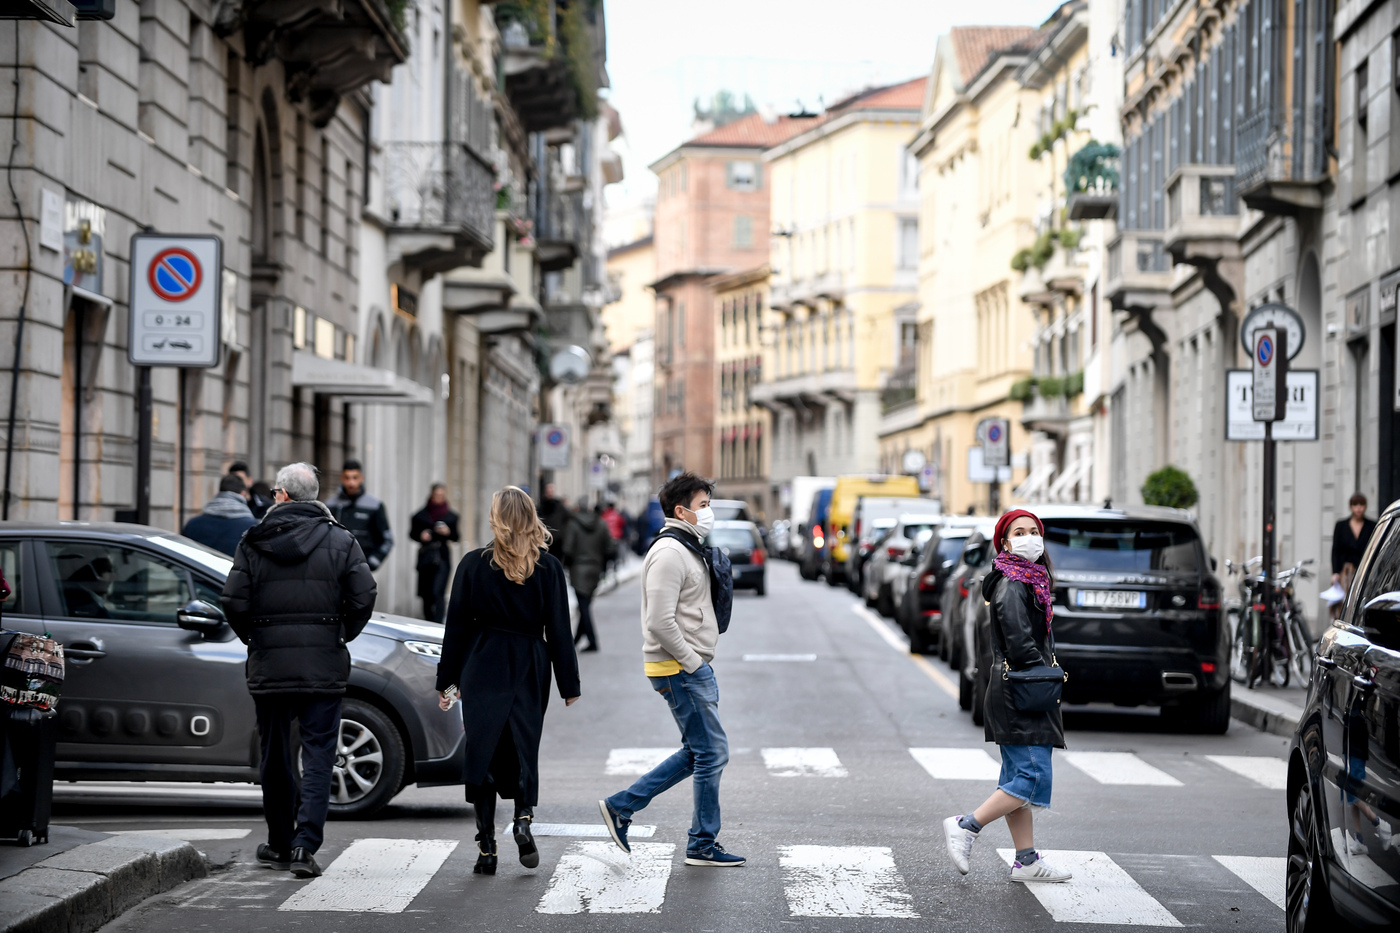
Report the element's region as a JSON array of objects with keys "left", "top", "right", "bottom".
[{"left": 992, "top": 585, "right": 1067, "bottom": 713}]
